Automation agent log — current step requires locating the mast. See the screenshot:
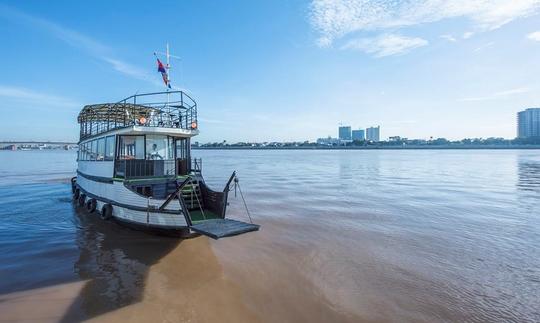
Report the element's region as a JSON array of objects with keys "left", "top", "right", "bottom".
[
  {"left": 166, "top": 43, "right": 170, "bottom": 106},
  {"left": 155, "top": 43, "right": 181, "bottom": 106}
]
